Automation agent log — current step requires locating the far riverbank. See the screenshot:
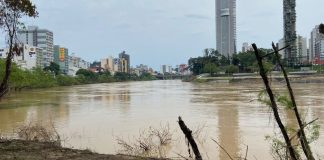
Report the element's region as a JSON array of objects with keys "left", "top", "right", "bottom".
[{"left": 191, "top": 73, "right": 324, "bottom": 83}]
